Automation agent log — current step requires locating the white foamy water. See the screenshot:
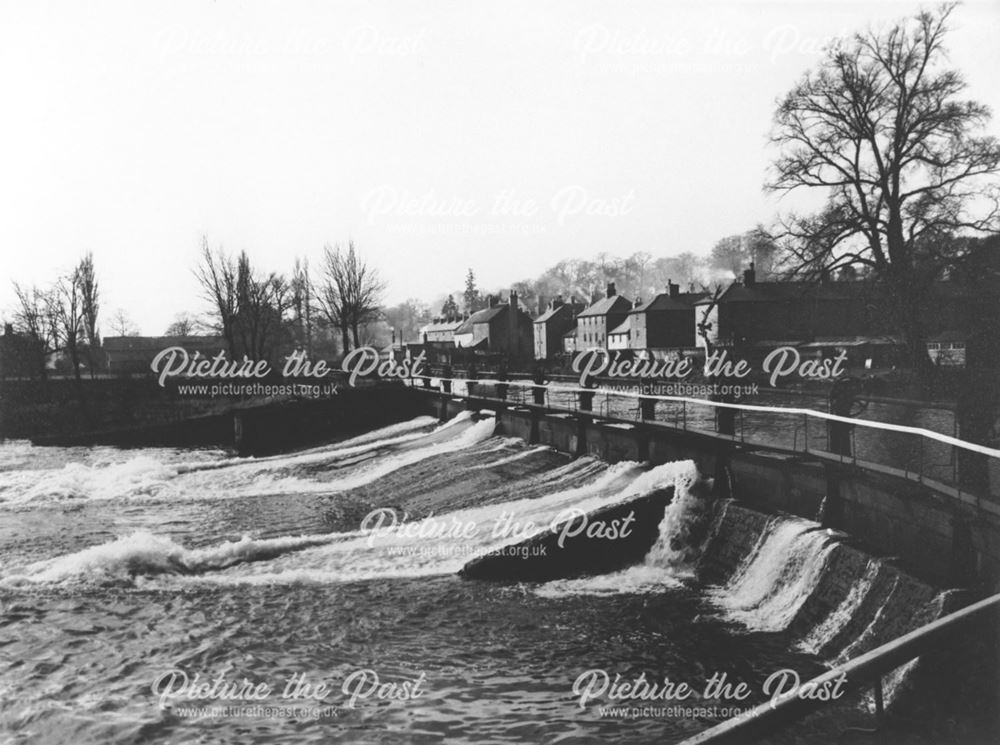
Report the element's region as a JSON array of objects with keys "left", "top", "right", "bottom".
[
  {"left": 185, "top": 458, "right": 652, "bottom": 585},
  {"left": 797, "top": 559, "right": 881, "bottom": 656},
  {"left": 0, "top": 413, "right": 485, "bottom": 506},
  {"left": 709, "top": 519, "right": 836, "bottom": 632},
  {"left": 12, "top": 530, "right": 354, "bottom": 583},
  {"left": 10, "top": 456, "right": 706, "bottom": 587},
  {"left": 533, "top": 460, "right": 706, "bottom": 598}
]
